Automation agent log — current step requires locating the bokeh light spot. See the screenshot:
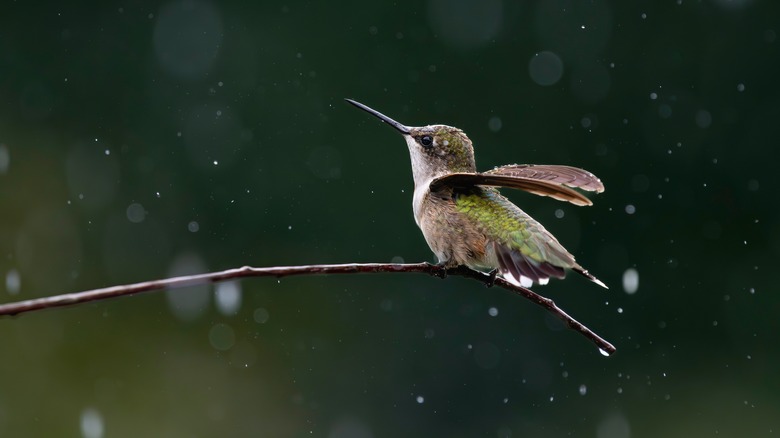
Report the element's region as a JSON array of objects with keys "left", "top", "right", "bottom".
[
  {"left": 253, "top": 307, "right": 270, "bottom": 324},
  {"left": 622, "top": 268, "right": 639, "bottom": 294},
  {"left": 80, "top": 407, "right": 104, "bottom": 438},
  {"left": 529, "top": 51, "right": 564, "bottom": 86},
  {"left": 153, "top": 0, "right": 223, "bottom": 81},
  {"left": 0, "top": 144, "right": 9, "bottom": 174},
  {"left": 165, "top": 253, "right": 210, "bottom": 321},
  {"left": 5, "top": 269, "right": 20, "bottom": 295},
  {"left": 208, "top": 323, "right": 236, "bottom": 351},
  {"left": 428, "top": 0, "right": 502, "bottom": 50},
  {"left": 126, "top": 203, "right": 146, "bottom": 223},
  {"left": 215, "top": 280, "right": 242, "bottom": 316}
]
